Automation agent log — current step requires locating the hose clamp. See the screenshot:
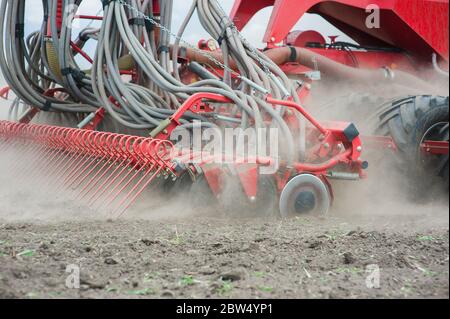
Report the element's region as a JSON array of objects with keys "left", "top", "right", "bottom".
[
  {"left": 288, "top": 46, "right": 298, "bottom": 63},
  {"left": 382, "top": 66, "right": 395, "bottom": 80}
]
